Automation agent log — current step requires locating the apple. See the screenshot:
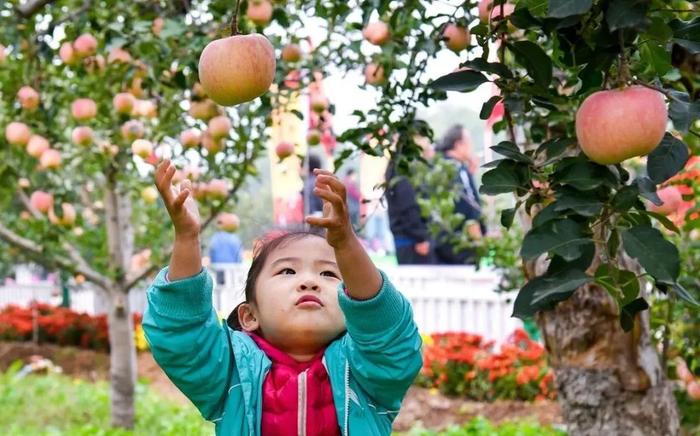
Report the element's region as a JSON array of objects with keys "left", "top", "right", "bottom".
[
  {"left": 17, "top": 86, "right": 40, "bottom": 111},
  {"left": 6, "top": 122, "right": 32, "bottom": 146},
  {"left": 121, "top": 120, "right": 145, "bottom": 141},
  {"left": 275, "top": 141, "right": 295, "bottom": 159},
  {"left": 649, "top": 186, "right": 683, "bottom": 216},
  {"left": 72, "top": 126, "right": 94, "bottom": 146},
  {"left": 284, "top": 70, "right": 302, "bottom": 90},
  {"left": 39, "top": 149, "right": 62, "bottom": 169},
  {"left": 26, "top": 135, "right": 50, "bottom": 158},
  {"left": 180, "top": 129, "right": 201, "bottom": 148},
  {"left": 198, "top": 34, "right": 276, "bottom": 106},
  {"left": 183, "top": 165, "right": 200, "bottom": 181},
  {"left": 131, "top": 139, "right": 153, "bottom": 158},
  {"left": 73, "top": 33, "right": 98, "bottom": 58},
  {"left": 478, "top": 0, "right": 494, "bottom": 22},
  {"left": 689, "top": 381, "right": 700, "bottom": 400},
  {"left": 113, "top": 93, "right": 135, "bottom": 114},
  {"left": 0, "top": 44, "right": 5, "bottom": 64},
  {"left": 202, "top": 131, "right": 223, "bottom": 154},
  {"left": 310, "top": 95, "right": 328, "bottom": 113},
  {"left": 30, "top": 191, "right": 53, "bottom": 213},
  {"left": 246, "top": 0, "right": 273, "bottom": 26},
  {"left": 281, "top": 44, "right": 302, "bottom": 63},
  {"left": 48, "top": 203, "right": 77, "bottom": 227},
  {"left": 489, "top": 2, "right": 515, "bottom": 27},
  {"left": 129, "top": 77, "right": 145, "bottom": 98},
  {"left": 362, "top": 22, "right": 391, "bottom": 46},
  {"left": 189, "top": 99, "right": 220, "bottom": 120},
  {"left": 59, "top": 42, "right": 78, "bottom": 65},
  {"left": 141, "top": 186, "right": 159, "bottom": 204},
  {"left": 133, "top": 99, "right": 158, "bottom": 118},
  {"left": 71, "top": 98, "right": 98, "bottom": 121},
  {"left": 18, "top": 178, "right": 31, "bottom": 189},
  {"left": 365, "top": 63, "right": 386, "bottom": 86},
  {"left": 208, "top": 115, "right": 231, "bottom": 139},
  {"left": 152, "top": 18, "right": 164, "bottom": 36},
  {"left": 442, "top": 24, "right": 470, "bottom": 52},
  {"left": 576, "top": 86, "right": 667, "bottom": 164},
  {"left": 217, "top": 212, "right": 240, "bottom": 232},
  {"left": 107, "top": 47, "right": 131, "bottom": 64},
  {"left": 307, "top": 129, "right": 321, "bottom": 146},
  {"left": 207, "top": 179, "right": 229, "bottom": 199}
]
